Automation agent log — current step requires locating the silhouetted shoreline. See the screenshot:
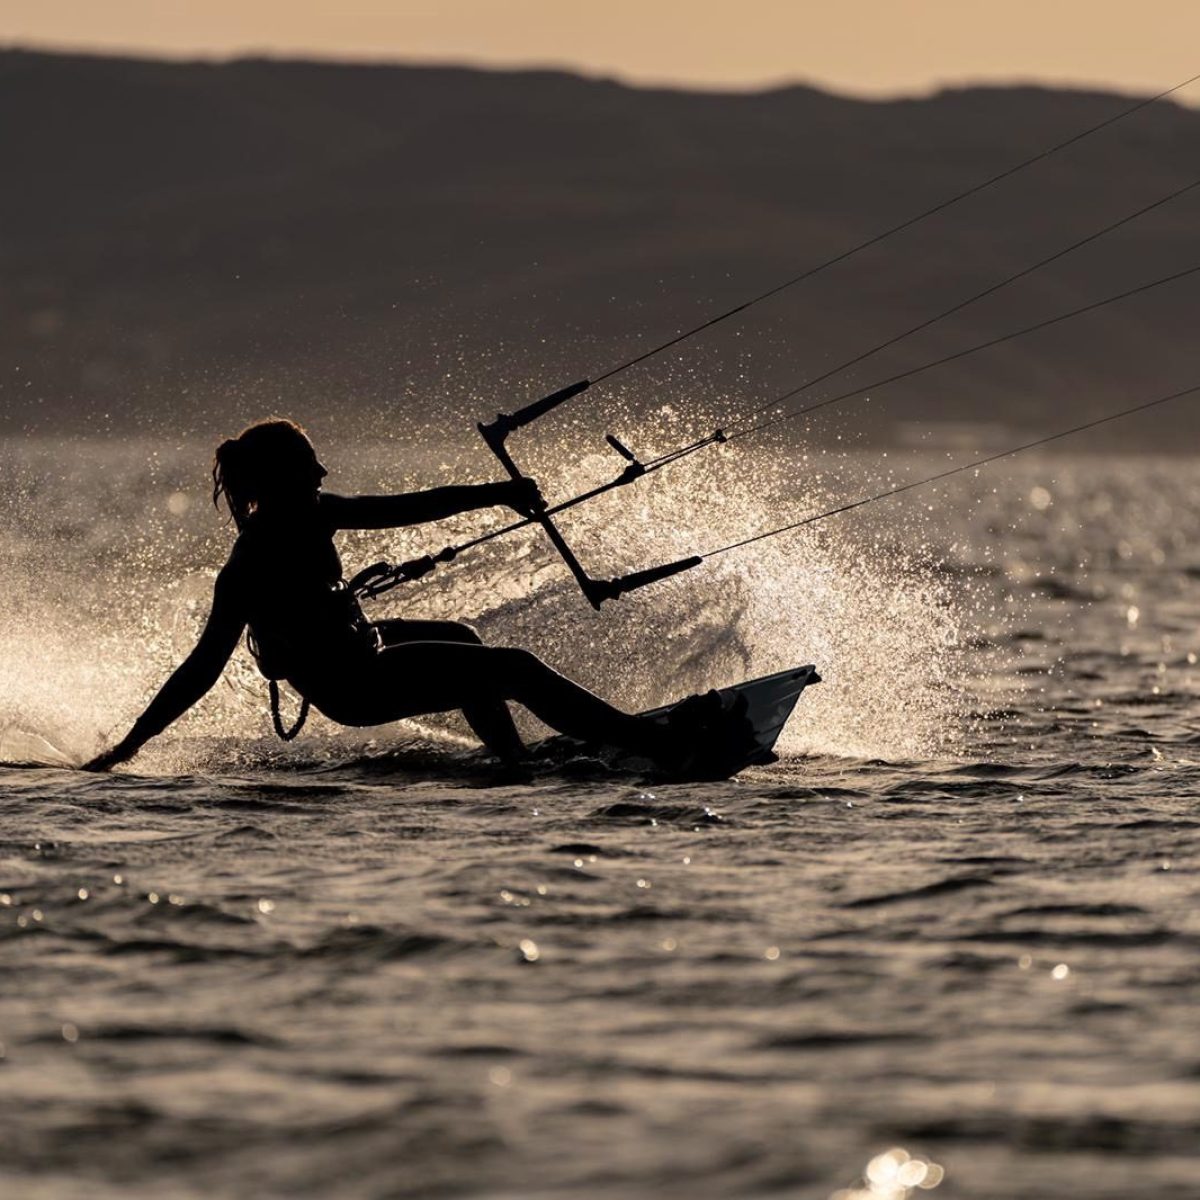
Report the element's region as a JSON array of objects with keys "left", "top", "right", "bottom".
[{"left": 4, "top": 47, "right": 1198, "bottom": 445}]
